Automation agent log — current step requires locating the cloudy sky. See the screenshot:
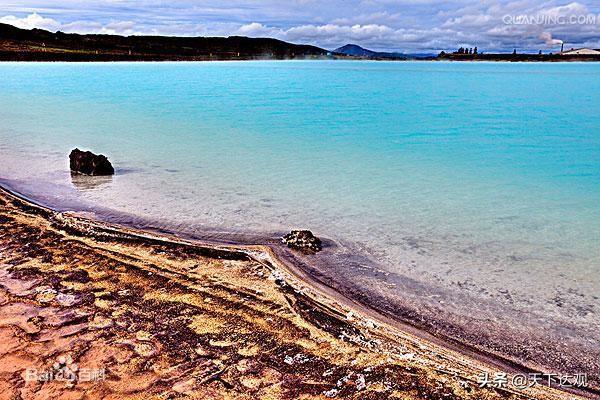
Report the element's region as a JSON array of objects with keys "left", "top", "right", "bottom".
[{"left": 0, "top": 1, "right": 598, "bottom": 52}]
